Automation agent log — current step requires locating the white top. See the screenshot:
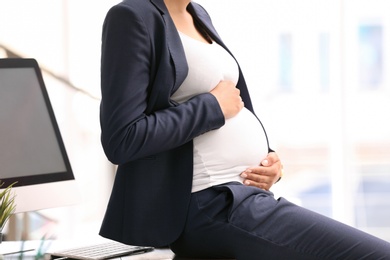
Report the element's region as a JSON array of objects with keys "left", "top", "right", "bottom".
[{"left": 171, "top": 32, "right": 269, "bottom": 192}]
